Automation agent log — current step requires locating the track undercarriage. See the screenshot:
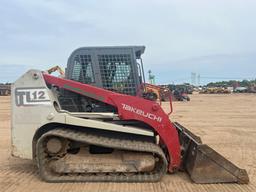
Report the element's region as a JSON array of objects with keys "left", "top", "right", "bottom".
[{"left": 37, "top": 128, "right": 168, "bottom": 182}]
